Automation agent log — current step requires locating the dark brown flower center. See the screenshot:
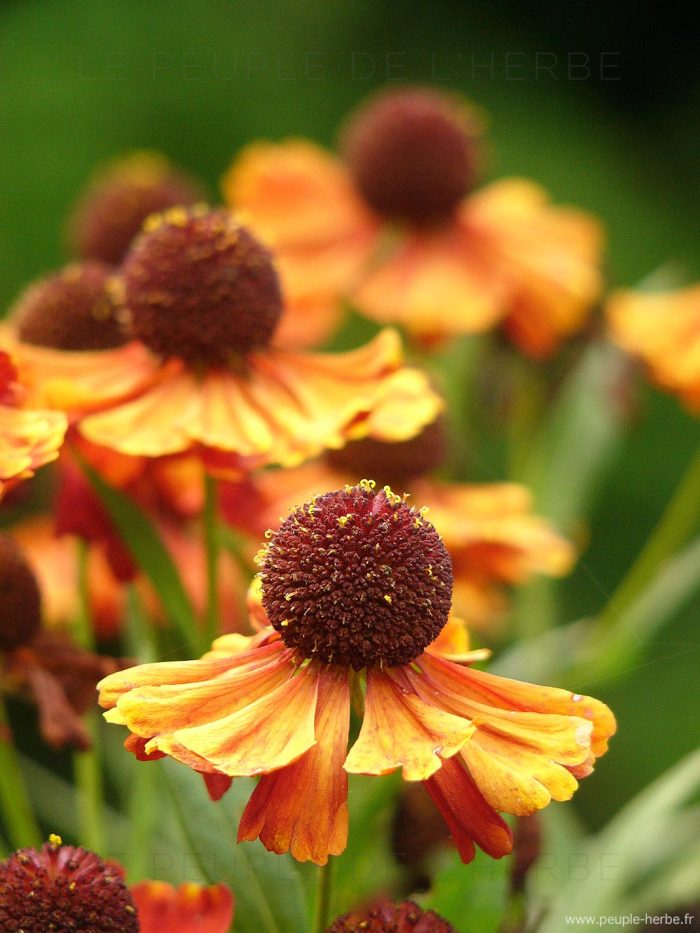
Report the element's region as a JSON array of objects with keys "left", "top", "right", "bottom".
[
  {"left": 0, "top": 837, "right": 139, "bottom": 933},
  {"left": 341, "top": 87, "right": 481, "bottom": 225},
  {"left": 119, "top": 207, "right": 283, "bottom": 365},
  {"left": 324, "top": 419, "right": 447, "bottom": 489},
  {"left": 326, "top": 898, "right": 456, "bottom": 932},
  {"left": 69, "top": 151, "right": 206, "bottom": 265},
  {"left": 13, "top": 262, "right": 126, "bottom": 351},
  {"left": 260, "top": 482, "right": 452, "bottom": 669},
  {"left": 0, "top": 534, "right": 42, "bottom": 651}
]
